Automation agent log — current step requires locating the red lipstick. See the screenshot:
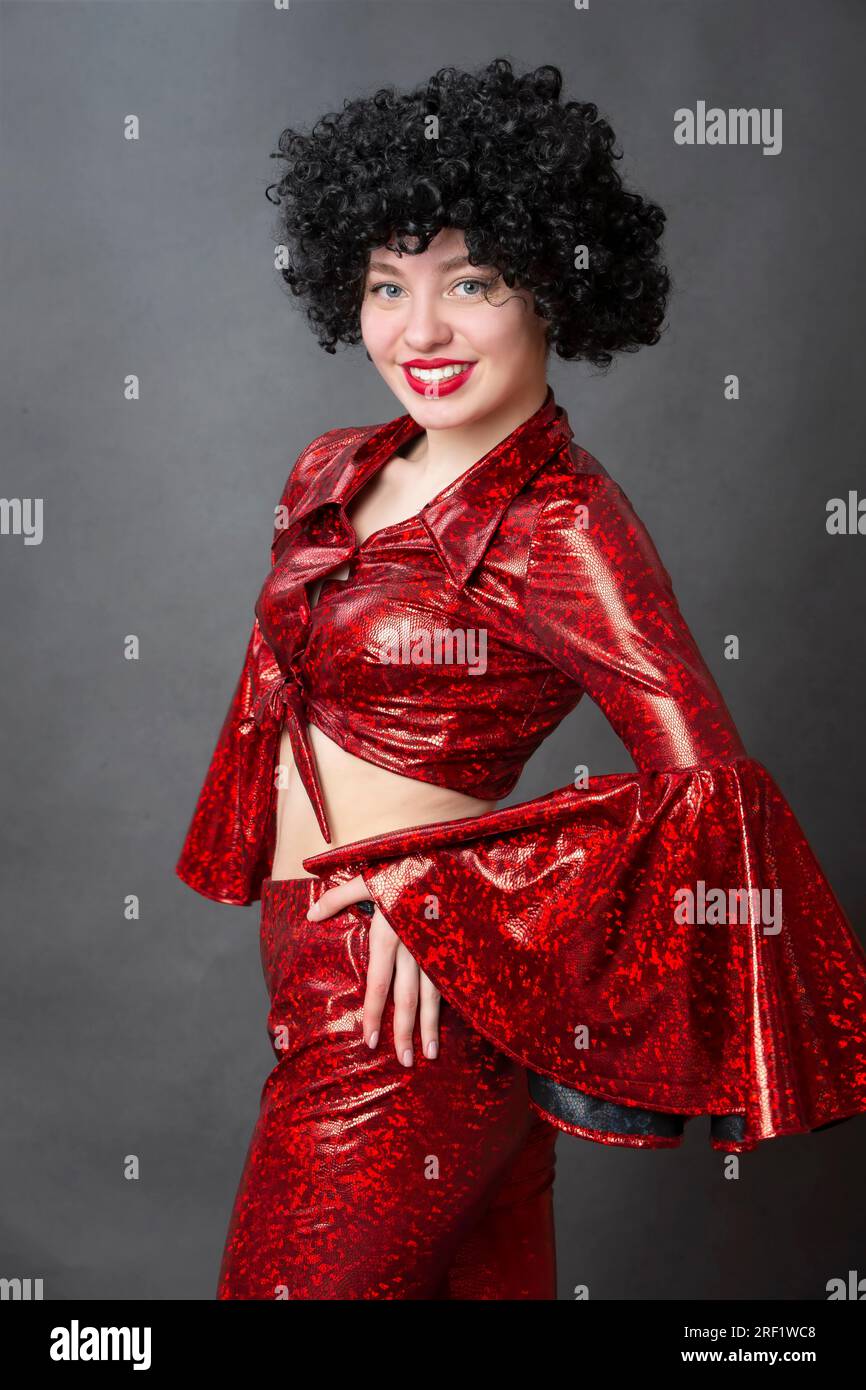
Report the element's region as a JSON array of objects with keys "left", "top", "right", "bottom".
[{"left": 399, "top": 359, "right": 476, "bottom": 398}]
